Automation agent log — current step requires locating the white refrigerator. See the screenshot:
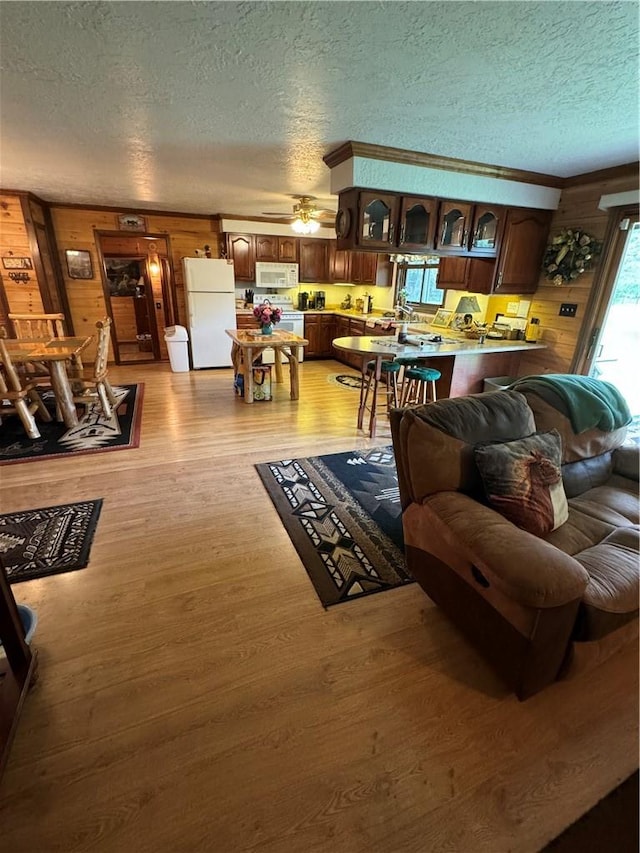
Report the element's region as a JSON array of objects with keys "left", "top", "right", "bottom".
[{"left": 183, "top": 258, "right": 237, "bottom": 368}]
